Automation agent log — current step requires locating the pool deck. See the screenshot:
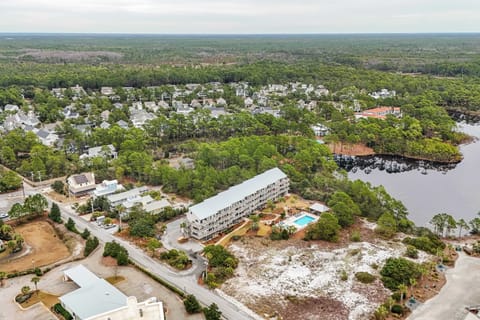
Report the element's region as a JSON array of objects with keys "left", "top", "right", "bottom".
[{"left": 278, "top": 212, "right": 319, "bottom": 231}]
